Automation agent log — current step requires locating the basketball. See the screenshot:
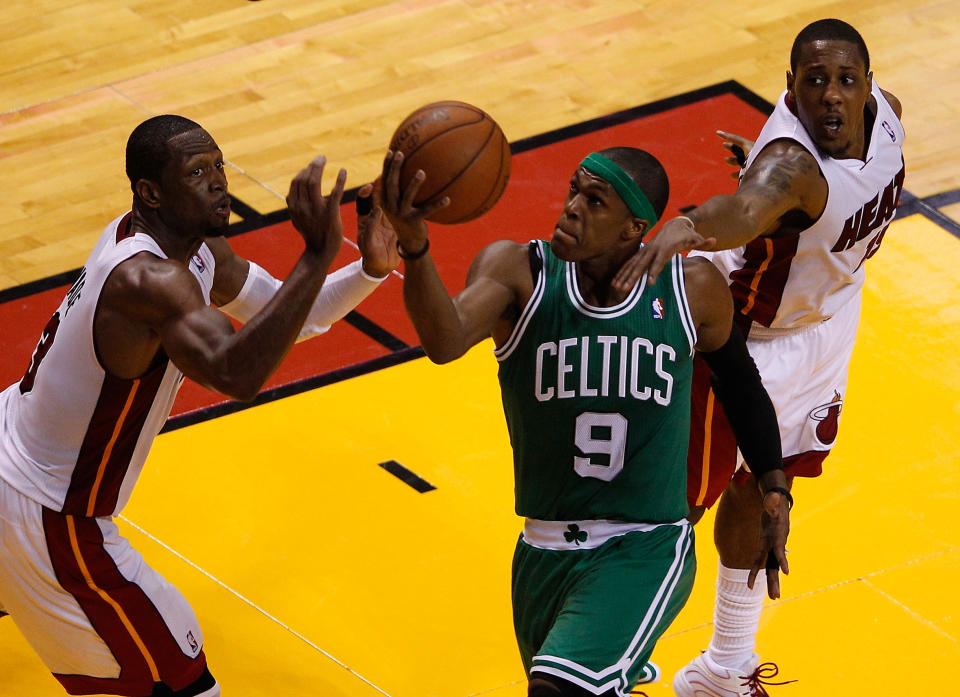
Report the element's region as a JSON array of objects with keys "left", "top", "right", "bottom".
[{"left": 388, "top": 101, "right": 512, "bottom": 224}]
